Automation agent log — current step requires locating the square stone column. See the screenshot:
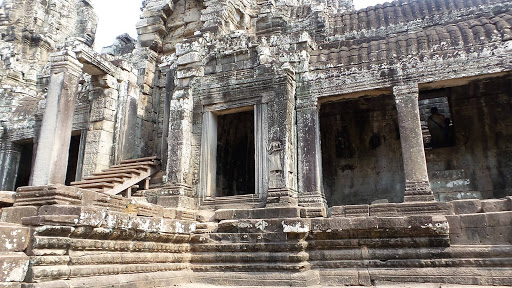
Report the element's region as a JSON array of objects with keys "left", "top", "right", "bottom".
[
  {"left": 296, "top": 98, "right": 327, "bottom": 215},
  {"left": 393, "top": 84, "right": 435, "bottom": 202},
  {"left": 81, "top": 74, "right": 119, "bottom": 177},
  {"left": 265, "top": 72, "right": 298, "bottom": 207},
  {"left": 165, "top": 88, "right": 194, "bottom": 197},
  {"left": 30, "top": 51, "right": 83, "bottom": 186}
]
